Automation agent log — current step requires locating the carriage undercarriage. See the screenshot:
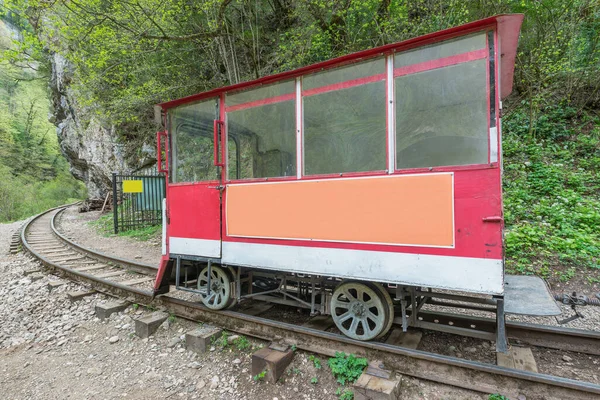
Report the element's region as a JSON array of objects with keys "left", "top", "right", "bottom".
[{"left": 168, "top": 257, "right": 531, "bottom": 353}]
